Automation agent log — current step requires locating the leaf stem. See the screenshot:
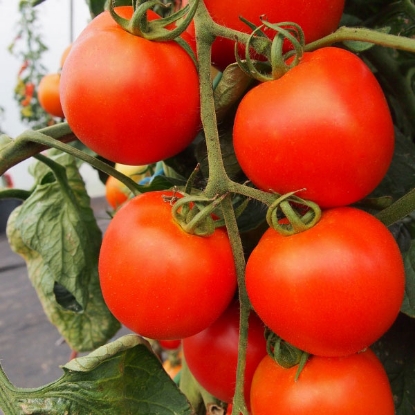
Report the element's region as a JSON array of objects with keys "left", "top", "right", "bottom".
[
  {"left": 1, "top": 127, "right": 142, "bottom": 197},
  {"left": 305, "top": 26, "right": 415, "bottom": 53}
]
